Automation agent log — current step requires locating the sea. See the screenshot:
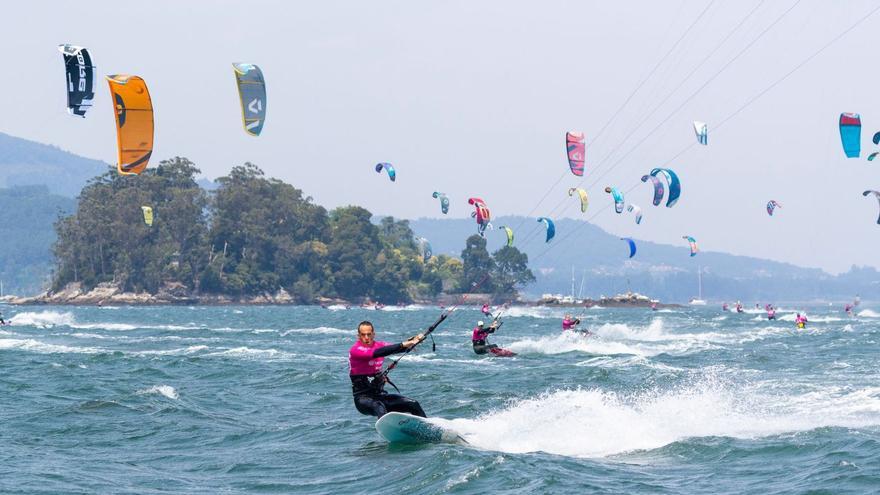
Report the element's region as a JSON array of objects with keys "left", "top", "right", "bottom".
[{"left": 2, "top": 303, "right": 879, "bottom": 494}]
